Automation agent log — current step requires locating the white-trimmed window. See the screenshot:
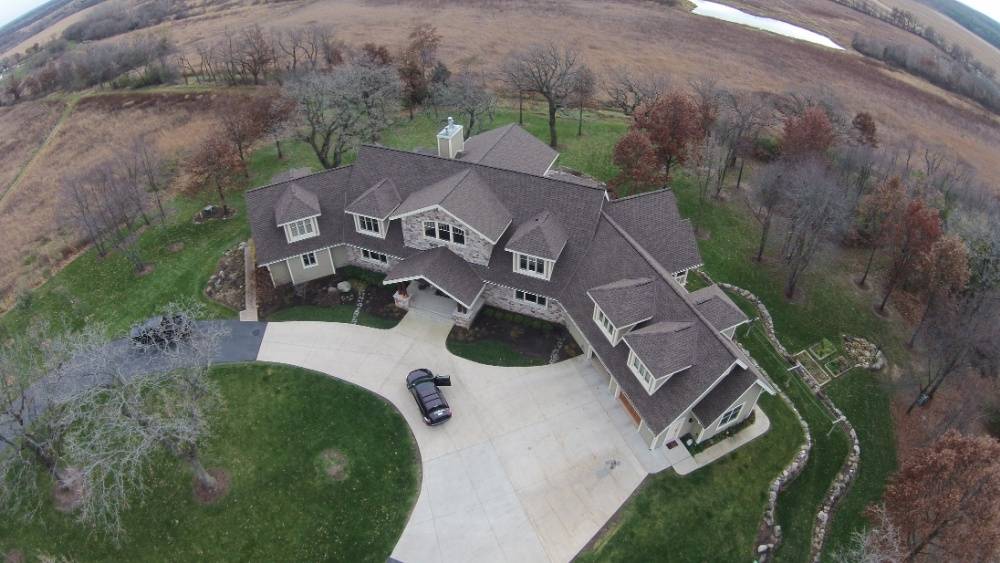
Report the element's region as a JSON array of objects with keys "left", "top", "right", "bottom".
[
  {"left": 355, "top": 215, "right": 383, "bottom": 237},
  {"left": 361, "top": 249, "right": 388, "bottom": 264},
  {"left": 593, "top": 305, "right": 617, "bottom": 343},
  {"left": 285, "top": 217, "right": 318, "bottom": 243},
  {"left": 512, "top": 252, "right": 552, "bottom": 280},
  {"left": 629, "top": 351, "right": 655, "bottom": 389},
  {"left": 301, "top": 252, "right": 317, "bottom": 268},
  {"left": 719, "top": 403, "right": 744, "bottom": 427},
  {"left": 423, "top": 220, "right": 466, "bottom": 245},
  {"left": 514, "top": 289, "right": 547, "bottom": 307}
]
